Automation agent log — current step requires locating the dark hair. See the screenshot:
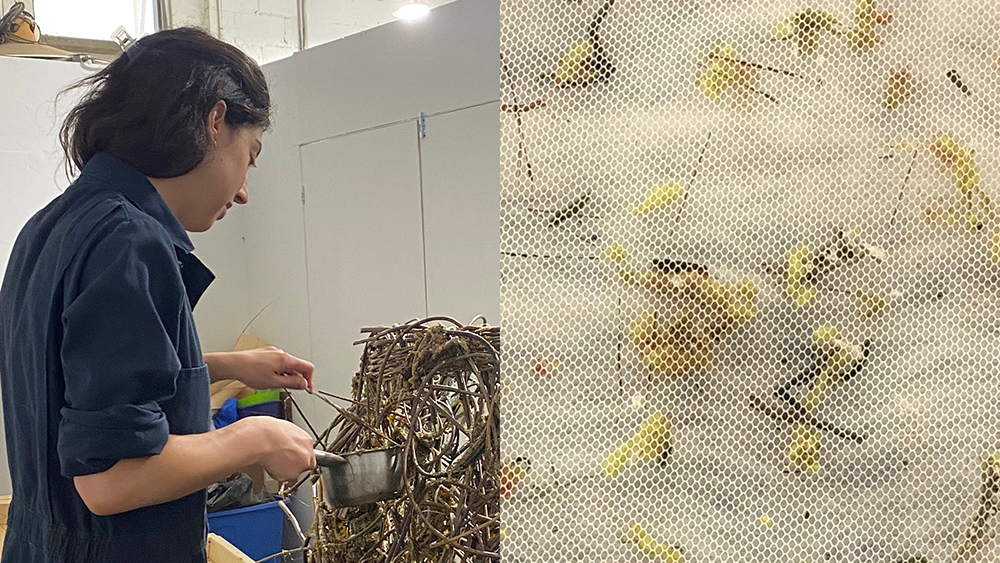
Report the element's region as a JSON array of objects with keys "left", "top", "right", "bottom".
[{"left": 60, "top": 27, "right": 271, "bottom": 178}]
